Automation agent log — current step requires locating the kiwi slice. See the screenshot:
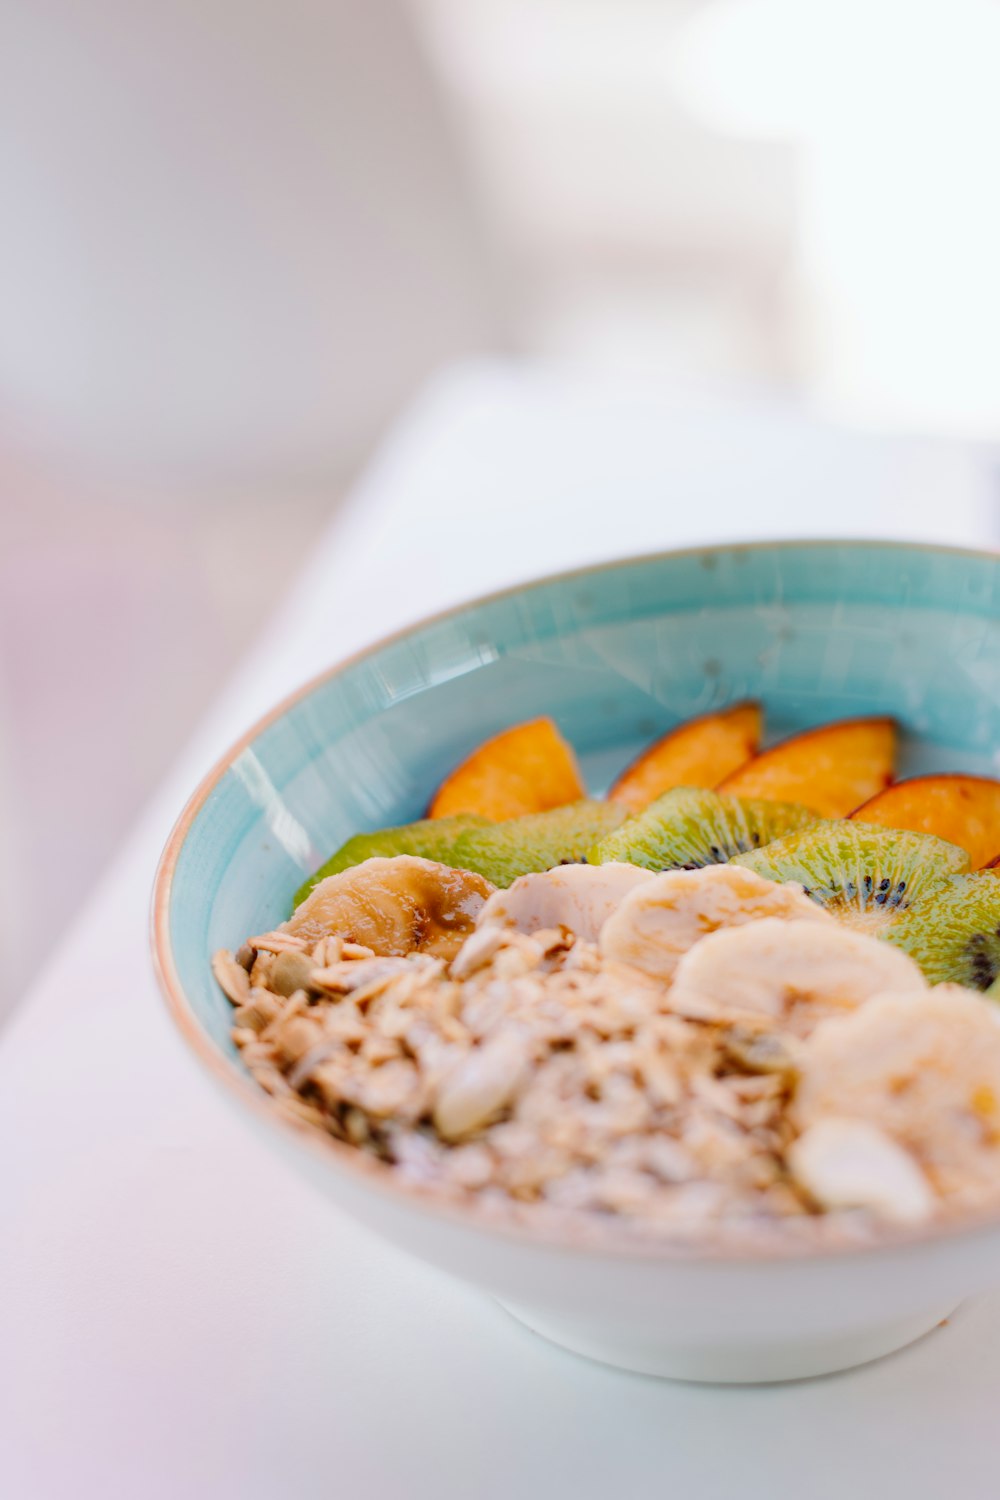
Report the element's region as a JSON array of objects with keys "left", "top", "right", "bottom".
[
  {"left": 293, "top": 814, "right": 491, "bottom": 909},
  {"left": 450, "top": 800, "right": 627, "bottom": 887},
  {"left": 588, "top": 788, "right": 818, "bottom": 873},
  {"left": 734, "top": 822, "right": 969, "bottom": 936},
  {"left": 887, "top": 871, "right": 1000, "bottom": 989}
]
